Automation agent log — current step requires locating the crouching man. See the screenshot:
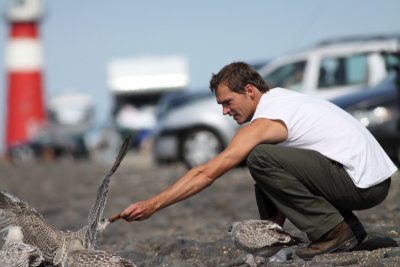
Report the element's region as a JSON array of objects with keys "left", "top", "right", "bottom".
[{"left": 121, "top": 62, "right": 397, "bottom": 260}]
